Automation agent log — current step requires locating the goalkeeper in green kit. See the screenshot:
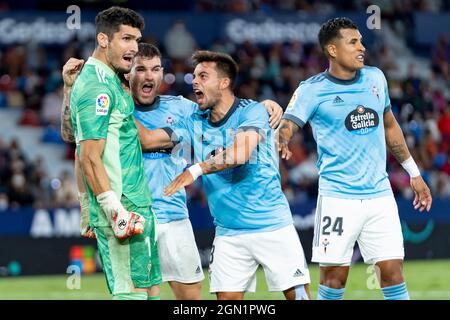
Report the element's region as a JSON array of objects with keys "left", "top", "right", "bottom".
[{"left": 67, "top": 7, "right": 161, "bottom": 299}]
